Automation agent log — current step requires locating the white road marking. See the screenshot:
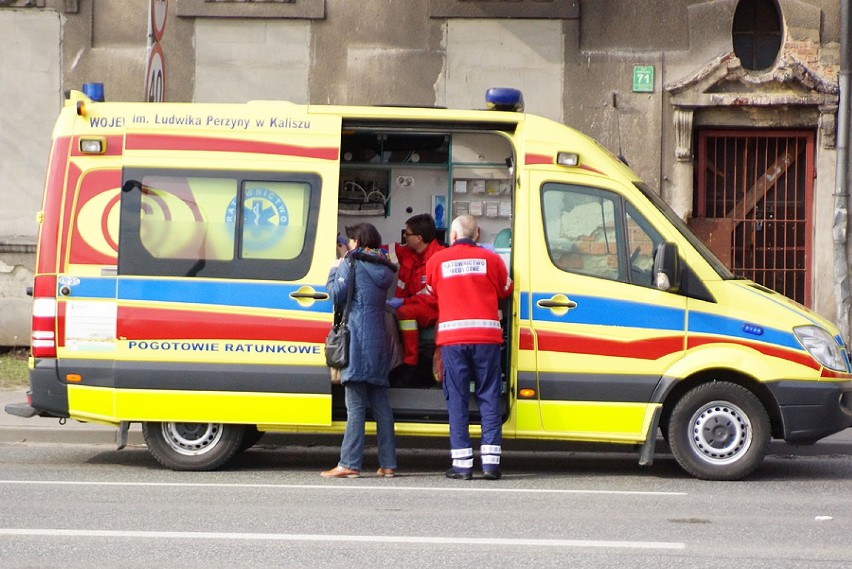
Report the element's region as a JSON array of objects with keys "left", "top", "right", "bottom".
[
  {"left": 0, "top": 480, "right": 686, "bottom": 496},
  {"left": 0, "top": 528, "right": 685, "bottom": 550}
]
